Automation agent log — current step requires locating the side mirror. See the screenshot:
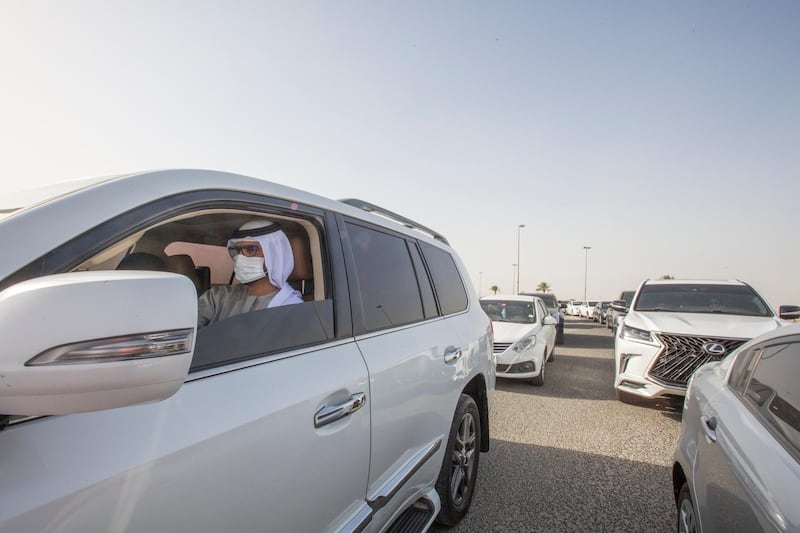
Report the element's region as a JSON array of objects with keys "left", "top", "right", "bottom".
[
  {"left": 609, "top": 300, "right": 628, "bottom": 312},
  {"left": 779, "top": 305, "right": 800, "bottom": 321},
  {"left": 0, "top": 271, "right": 198, "bottom": 416},
  {"left": 543, "top": 316, "right": 557, "bottom": 326}
]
